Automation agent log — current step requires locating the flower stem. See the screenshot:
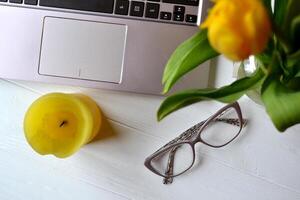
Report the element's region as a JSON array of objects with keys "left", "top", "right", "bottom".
[{"left": 273, "top": 25, "right": 293, "bottom": 53}]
